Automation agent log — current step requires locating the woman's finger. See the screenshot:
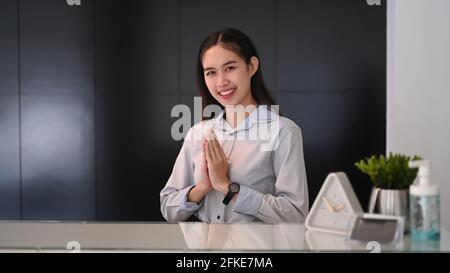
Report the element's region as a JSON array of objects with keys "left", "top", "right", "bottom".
[
  {"left": 207, "top": 129, "right": 220, "bottom": 161},
  {"left": 205, "top": 140, "right": 213, "bottom": 163},
  {"left": 202, "top": 140, "right": 208, "bottom": 167},
  {"left": 211, "top": 129, "right": 227, "bottom": 159},
  {"left": 212, "top": 136, "right": 226, "bottom": 161},
  {"left": 208, "top": 140, "right": 218, "bottom": 162}
]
